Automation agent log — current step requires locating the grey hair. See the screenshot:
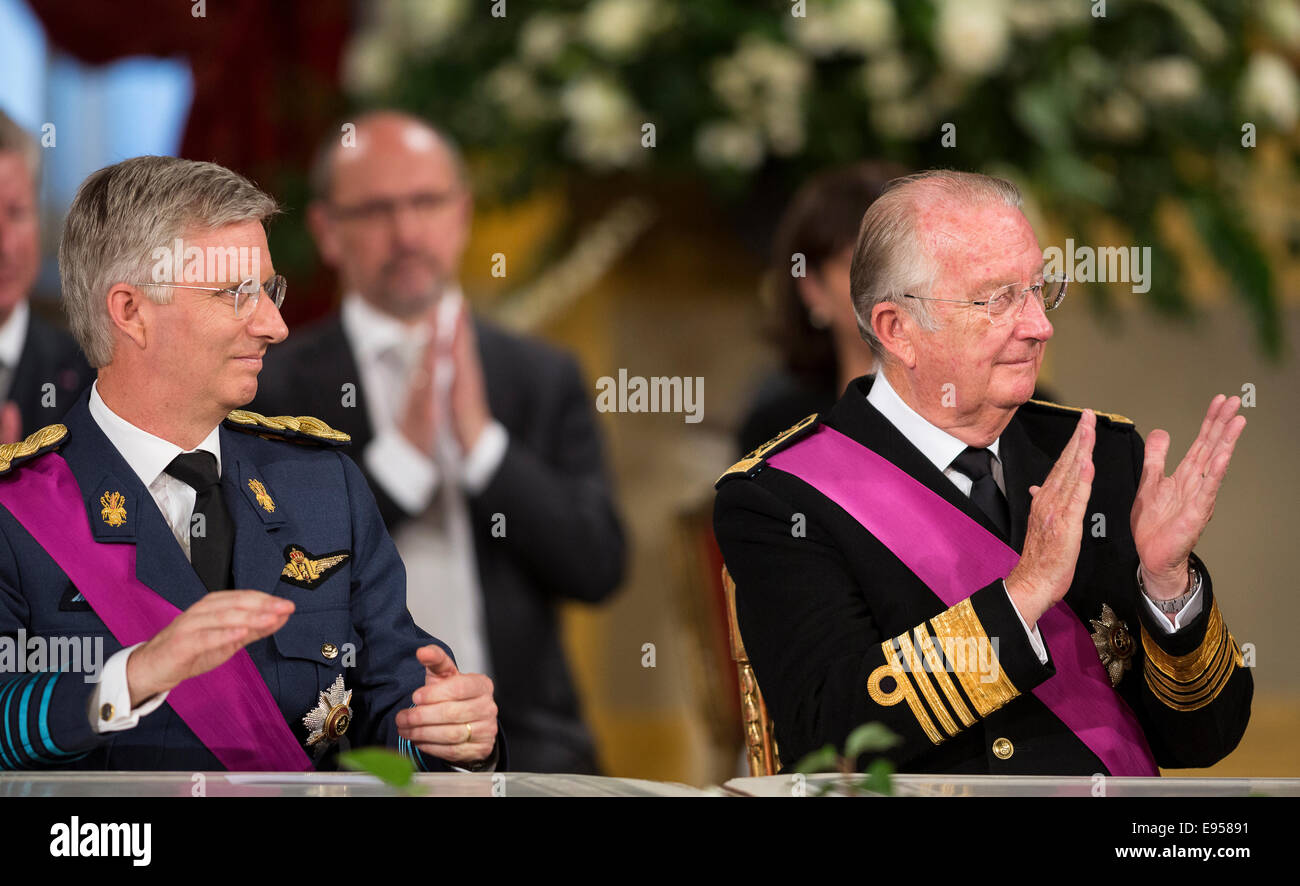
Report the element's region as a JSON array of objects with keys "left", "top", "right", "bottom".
[
  {"left": 849, "top": 169, "right": 1023, "bottom": 362},
  {"left": 59, "top": 156, "right": 279, "bottom": 367},
  {"left": 0, "top": 107, "right": 41, "bottom": 185},
  {"left": 307, "top": 110, "right": 468, "bottom": 202}
]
